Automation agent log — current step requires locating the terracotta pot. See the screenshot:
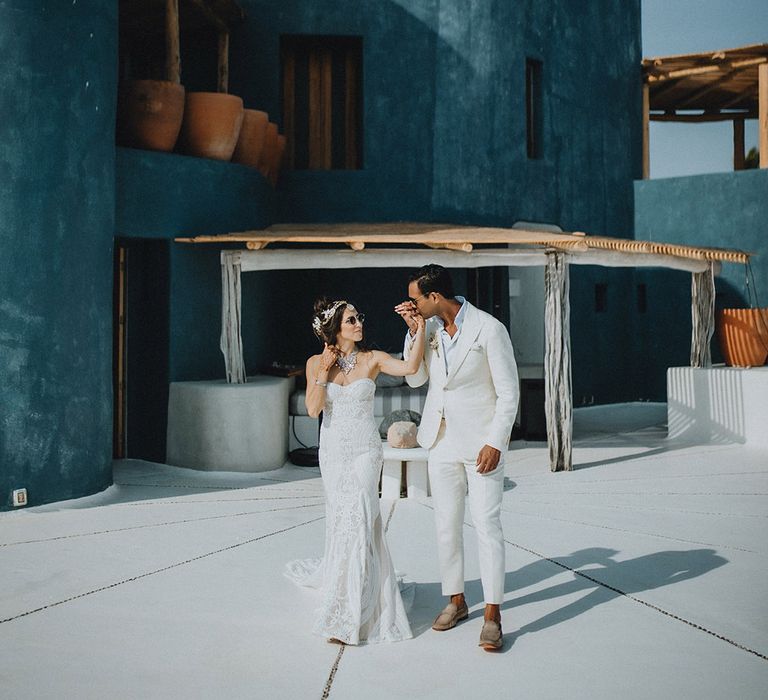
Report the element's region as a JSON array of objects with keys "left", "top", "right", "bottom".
[
  {"left": 716, "top": 307, "right": 768, "bottom": 367},
  {"left": 177, "top": 92, "right": 244, "bottom": 161},
  {"left": 268, "top": 134, "right": 287, "bottom": 186},
  {"left": 232, "top": 109, "right": 269, "bottom": 168},
  {"left": 117, "top": 79, "right": 185, "bottom": 152},
  {"left": 258, "top": 122, "right": 278, "bottom": 177}
]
